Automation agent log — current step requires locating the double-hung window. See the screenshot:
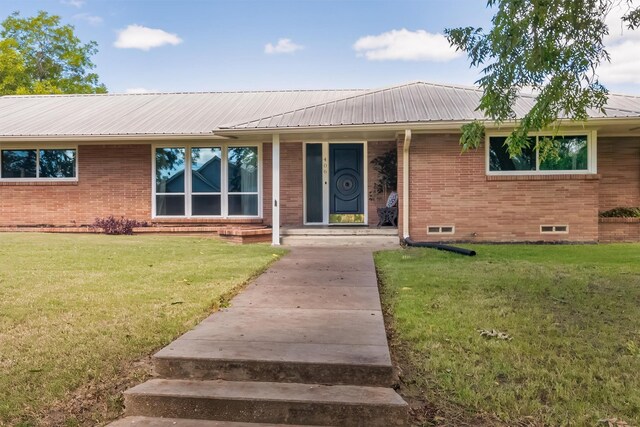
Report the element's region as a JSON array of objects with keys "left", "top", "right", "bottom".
[
  {"left": 154, "top": 144, "right": 260, "bottom": 218},
  {"left": 487, "top": 133, "right": 595, "bottom": 174},
  {"left": 0, "top": 147, "right": 77, "bottom": 180}
]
